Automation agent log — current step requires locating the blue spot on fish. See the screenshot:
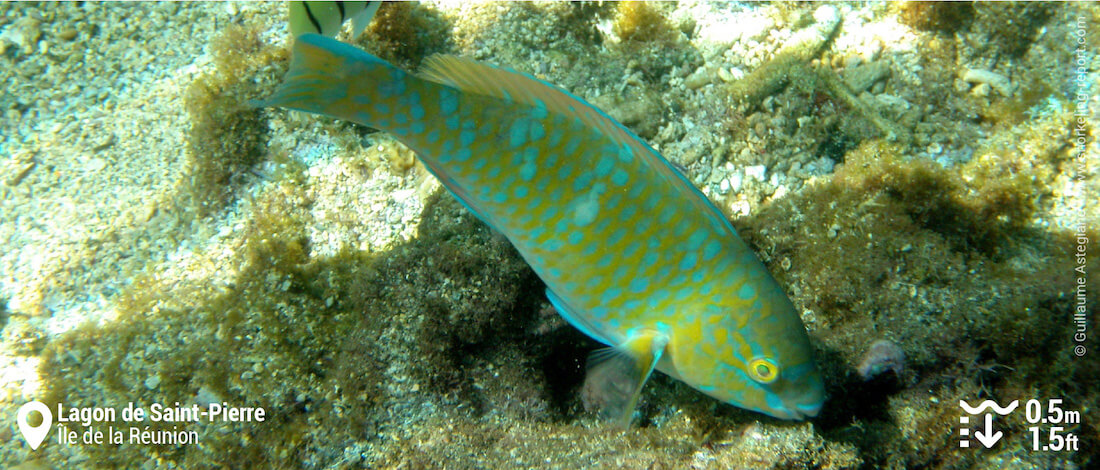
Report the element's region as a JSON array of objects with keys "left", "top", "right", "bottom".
[
  {"left": 611, "top": 169, "right": 629, "bottom": 186},
  {"left": 573, "top": 192, "right": 599, "bottom": 227},
  {"left": 702, "top": 239, "right": 722, "bottom": 261},
  {"left": 535, "top": 175, "right": 551, "bottom": 192},
  {"left": 383, "top": 70, "right": 407, "bottom": 93},
  {"left": 622, "top": 241, "right": 641, "bottom": 258},
  {"left": 607, "top": 228, "right": 627, "bottom": 246},
  {"left": 389, "top": 67, "right": 405, "bottom": 82},
  {"left": 618, "top": 142, "right": 633, "bottom": 162},
  {"left": 548, "top": 127, "right": 564, "bottom": 147},
  {"left": 620, "top": 204, "right": 638, "bottom": 220},
  {"left": 528, "top": 224, "right": 547, "bottom": 240},
  {"left": 529, "top": 120, "right": 546, "bottom": 140},
  {"left": 531, "top": 98, "right": 549, "bottom": 119},
  {"left": 510, "top": 120, "right": 529, "bottom": 147},
  {"left": 680, "top": 253, "right": 698, "bottom": 271},
  {"left": 439, "top": 89, "right": 458, "bottom": 114},
  {"left": 572, "top": 173, "right": 594, "bottom": 192},
  {"left": 520, "top": 162, "right": 537, "bottom": 181},
  {"left": 692, "top": 270, "right": 706, "bottom": 283},
  {"left": 406, "top": 93, "right": 425, "bottom": 119},
  {"left": 687, "top": 230, "right": 706, "bottom": 250},
  {"left": 564, "top": 136, "right": 581, "bottom": 154},
  {"left": 460, "top": 129, "right": 476, "bottom": 147},
  {"left": 658, "top": 206, "right": 676, "bottom": 224},
  {"left": 454, "top": 148, "right": 472, "bottom": 162},
  {"left": 675, "top": 286, "right": 693, "bottom": 301},
  {"left": 594, "top": 158, "right": 614, "bottom": 178},
  {"left": 601, "top": 287, "right": 623, "bottom": 304}
]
